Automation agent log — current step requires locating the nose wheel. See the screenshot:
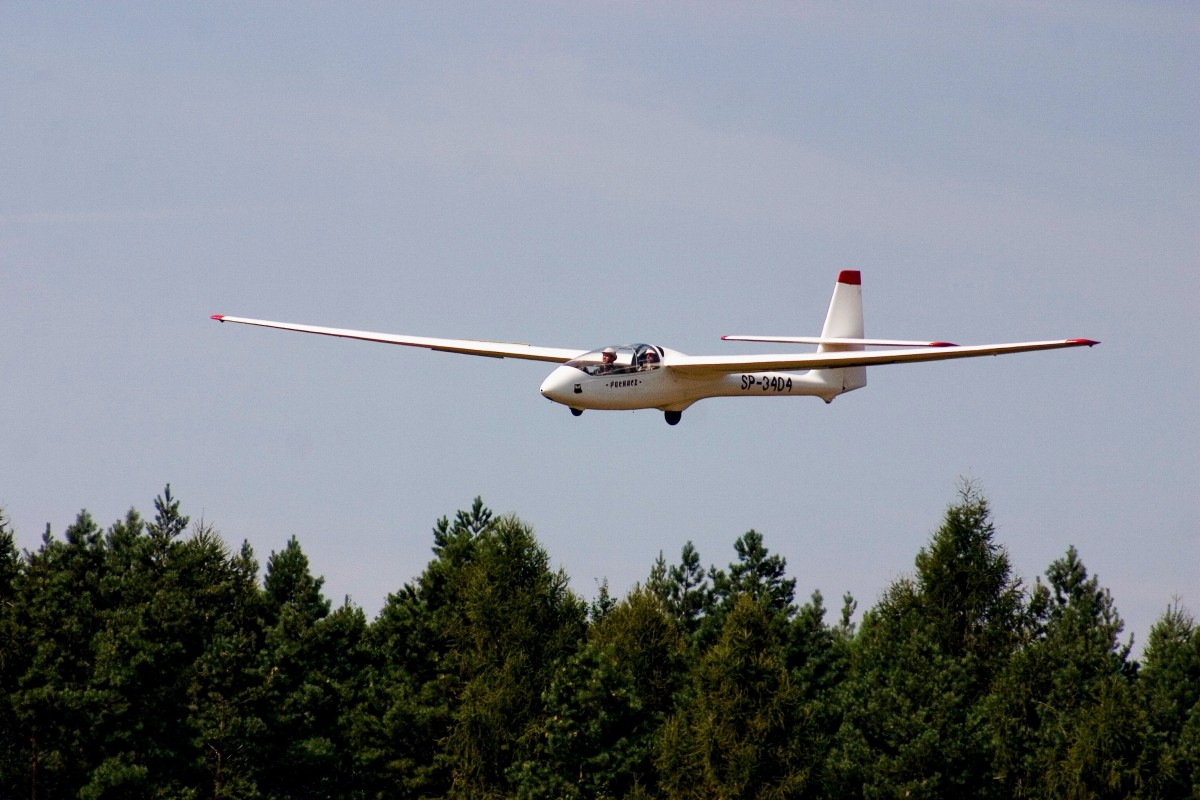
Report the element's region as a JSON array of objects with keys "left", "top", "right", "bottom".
[
  {"left": 664, "top": 410, "right": 682, "bottom": 425},
  {"left": 570, "top": 408, "right": 584, "bottom": 417}
]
